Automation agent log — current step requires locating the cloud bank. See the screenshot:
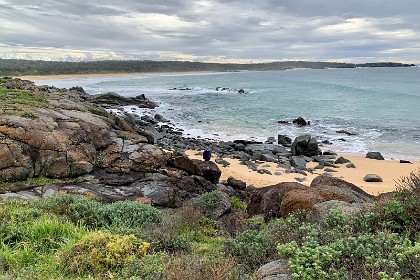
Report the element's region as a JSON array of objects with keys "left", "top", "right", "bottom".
[{"left": 1, "top": 0, "right": 419, "bottom": 63}]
